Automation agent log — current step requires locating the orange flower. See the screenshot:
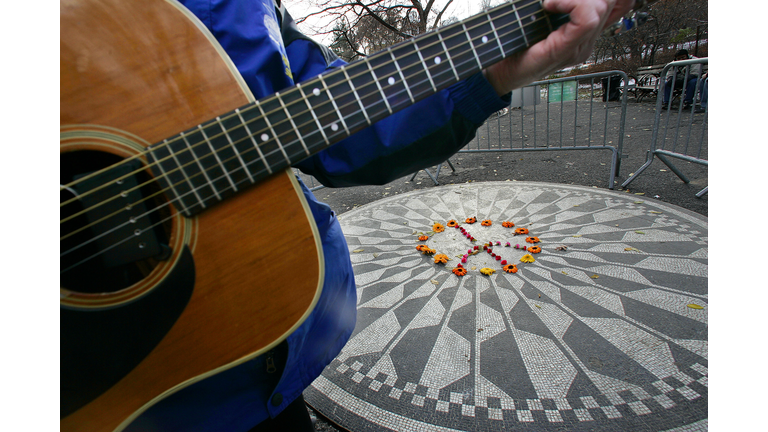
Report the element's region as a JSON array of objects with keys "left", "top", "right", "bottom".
[
  {"left": 447, "top": 220, "right": 459, "bottom": 227},
  {"left": 526, "top": 236, "right": 540, "bottom": 244},
  {"left": 416, "top": 245, "right": 428, "bottom": 251},
  {"left": 503, "top": 264, "right": 518, "bottom": 273},
  {"left": 465, "top": 217, "right": 477, "bottom": 224},
  {"left": 421, "top": 247, "right": 436, "bottom": 255},
  {"left": 502, "top": 221, "right": 515, "bottom": 228},
  {"left": 528, "top": 246, "right": 542, "bottom": 254},
  {"left": 514, "top": 227, "right": 529, "bottom": 235},
  {"left": 481, "top": 220, "right": 492, "bottom": 226},
  {"left": 452, "top": 267, "right": 468, "bottom": 276},
  {"left": 418, "top": 235, "right": 429, "bottom": 241},
  {"left": 434, "top": 254, "right": 449, "bottom": 264},
  {"left": 432, "top": 223, "right": 445, "bottom": 233}
]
